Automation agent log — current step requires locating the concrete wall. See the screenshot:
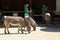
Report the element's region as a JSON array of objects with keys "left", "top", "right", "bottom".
[{"left": 56, "top": 0, "right": 60, "bottom": 12}]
